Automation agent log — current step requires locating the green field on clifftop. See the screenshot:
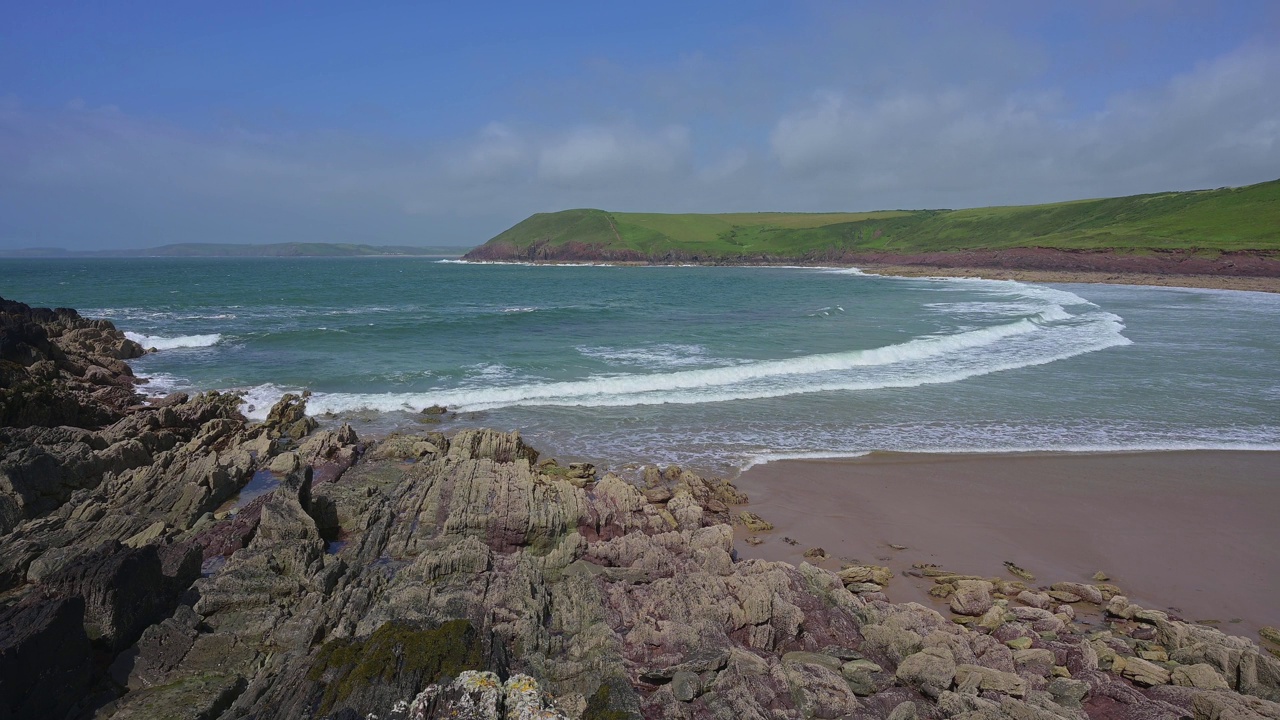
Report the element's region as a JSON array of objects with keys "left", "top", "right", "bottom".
[{"left": 475, "top": 179, "right": 1280, "bottom": 259}]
